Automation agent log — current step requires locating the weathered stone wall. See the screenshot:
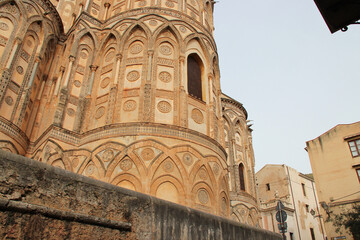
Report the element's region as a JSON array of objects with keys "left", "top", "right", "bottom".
[{"left": 0, "top": 150, "right": 281, "bottom": 240}]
